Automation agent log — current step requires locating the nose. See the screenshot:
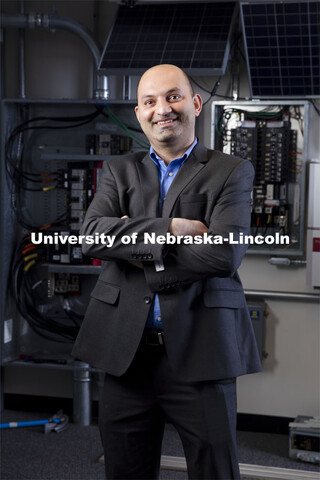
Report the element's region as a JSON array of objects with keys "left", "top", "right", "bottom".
[{"left": 155, "top": 97, "right": 172, "bottom": 116}]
